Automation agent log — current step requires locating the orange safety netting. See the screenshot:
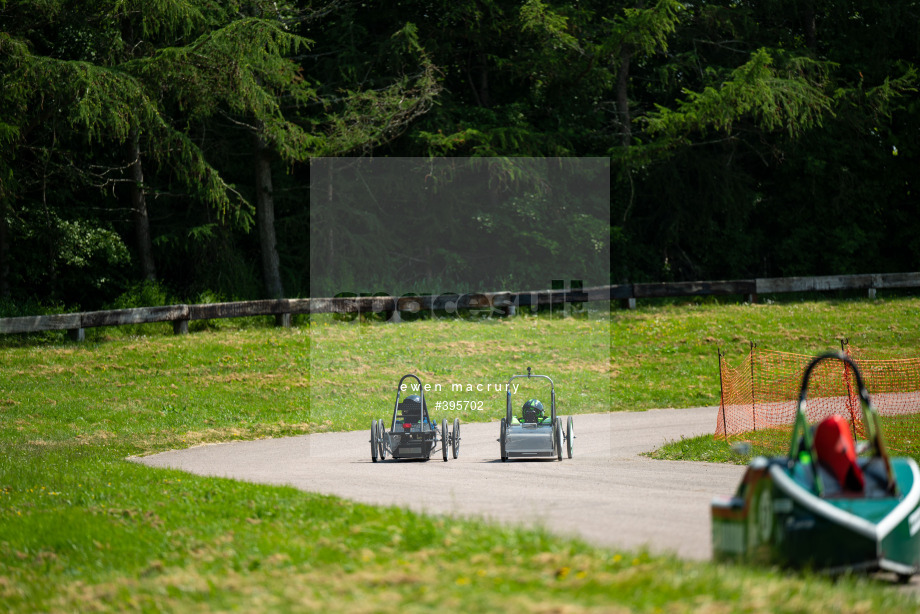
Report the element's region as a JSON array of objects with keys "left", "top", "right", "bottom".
[{"left": 716, "top": 346, "right": 920, "bottom": 455}]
